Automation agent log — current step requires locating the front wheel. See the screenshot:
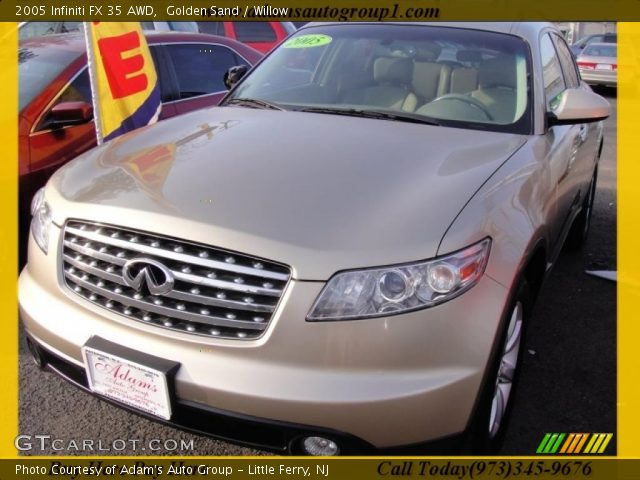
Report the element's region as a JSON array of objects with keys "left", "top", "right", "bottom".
[{"left": 467, "top": 280, "right": 531, "bottom": 453}]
